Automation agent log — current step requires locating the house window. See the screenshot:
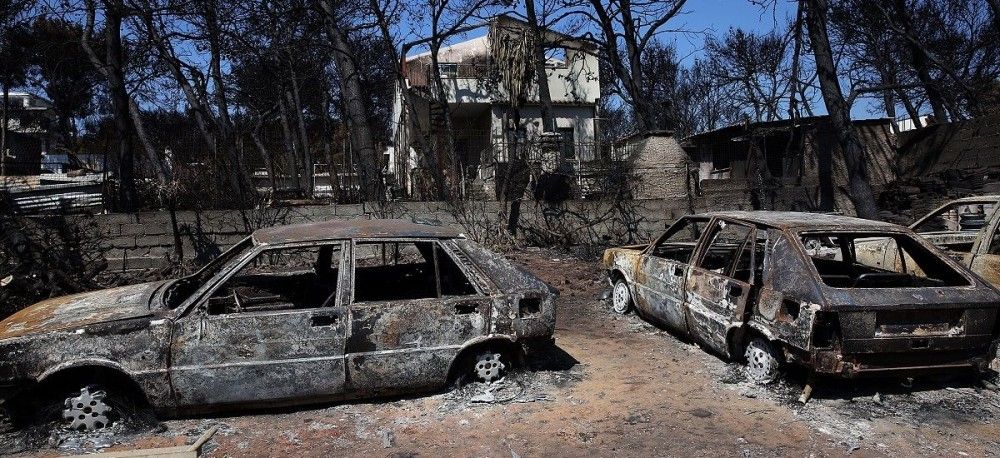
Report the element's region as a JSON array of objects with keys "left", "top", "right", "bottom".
[
  {"left": 438, "top": 63, "right": 458, "bottom": 77},
  {"left": 559, "top": 127, "right": 575, "bottom": 159}
]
